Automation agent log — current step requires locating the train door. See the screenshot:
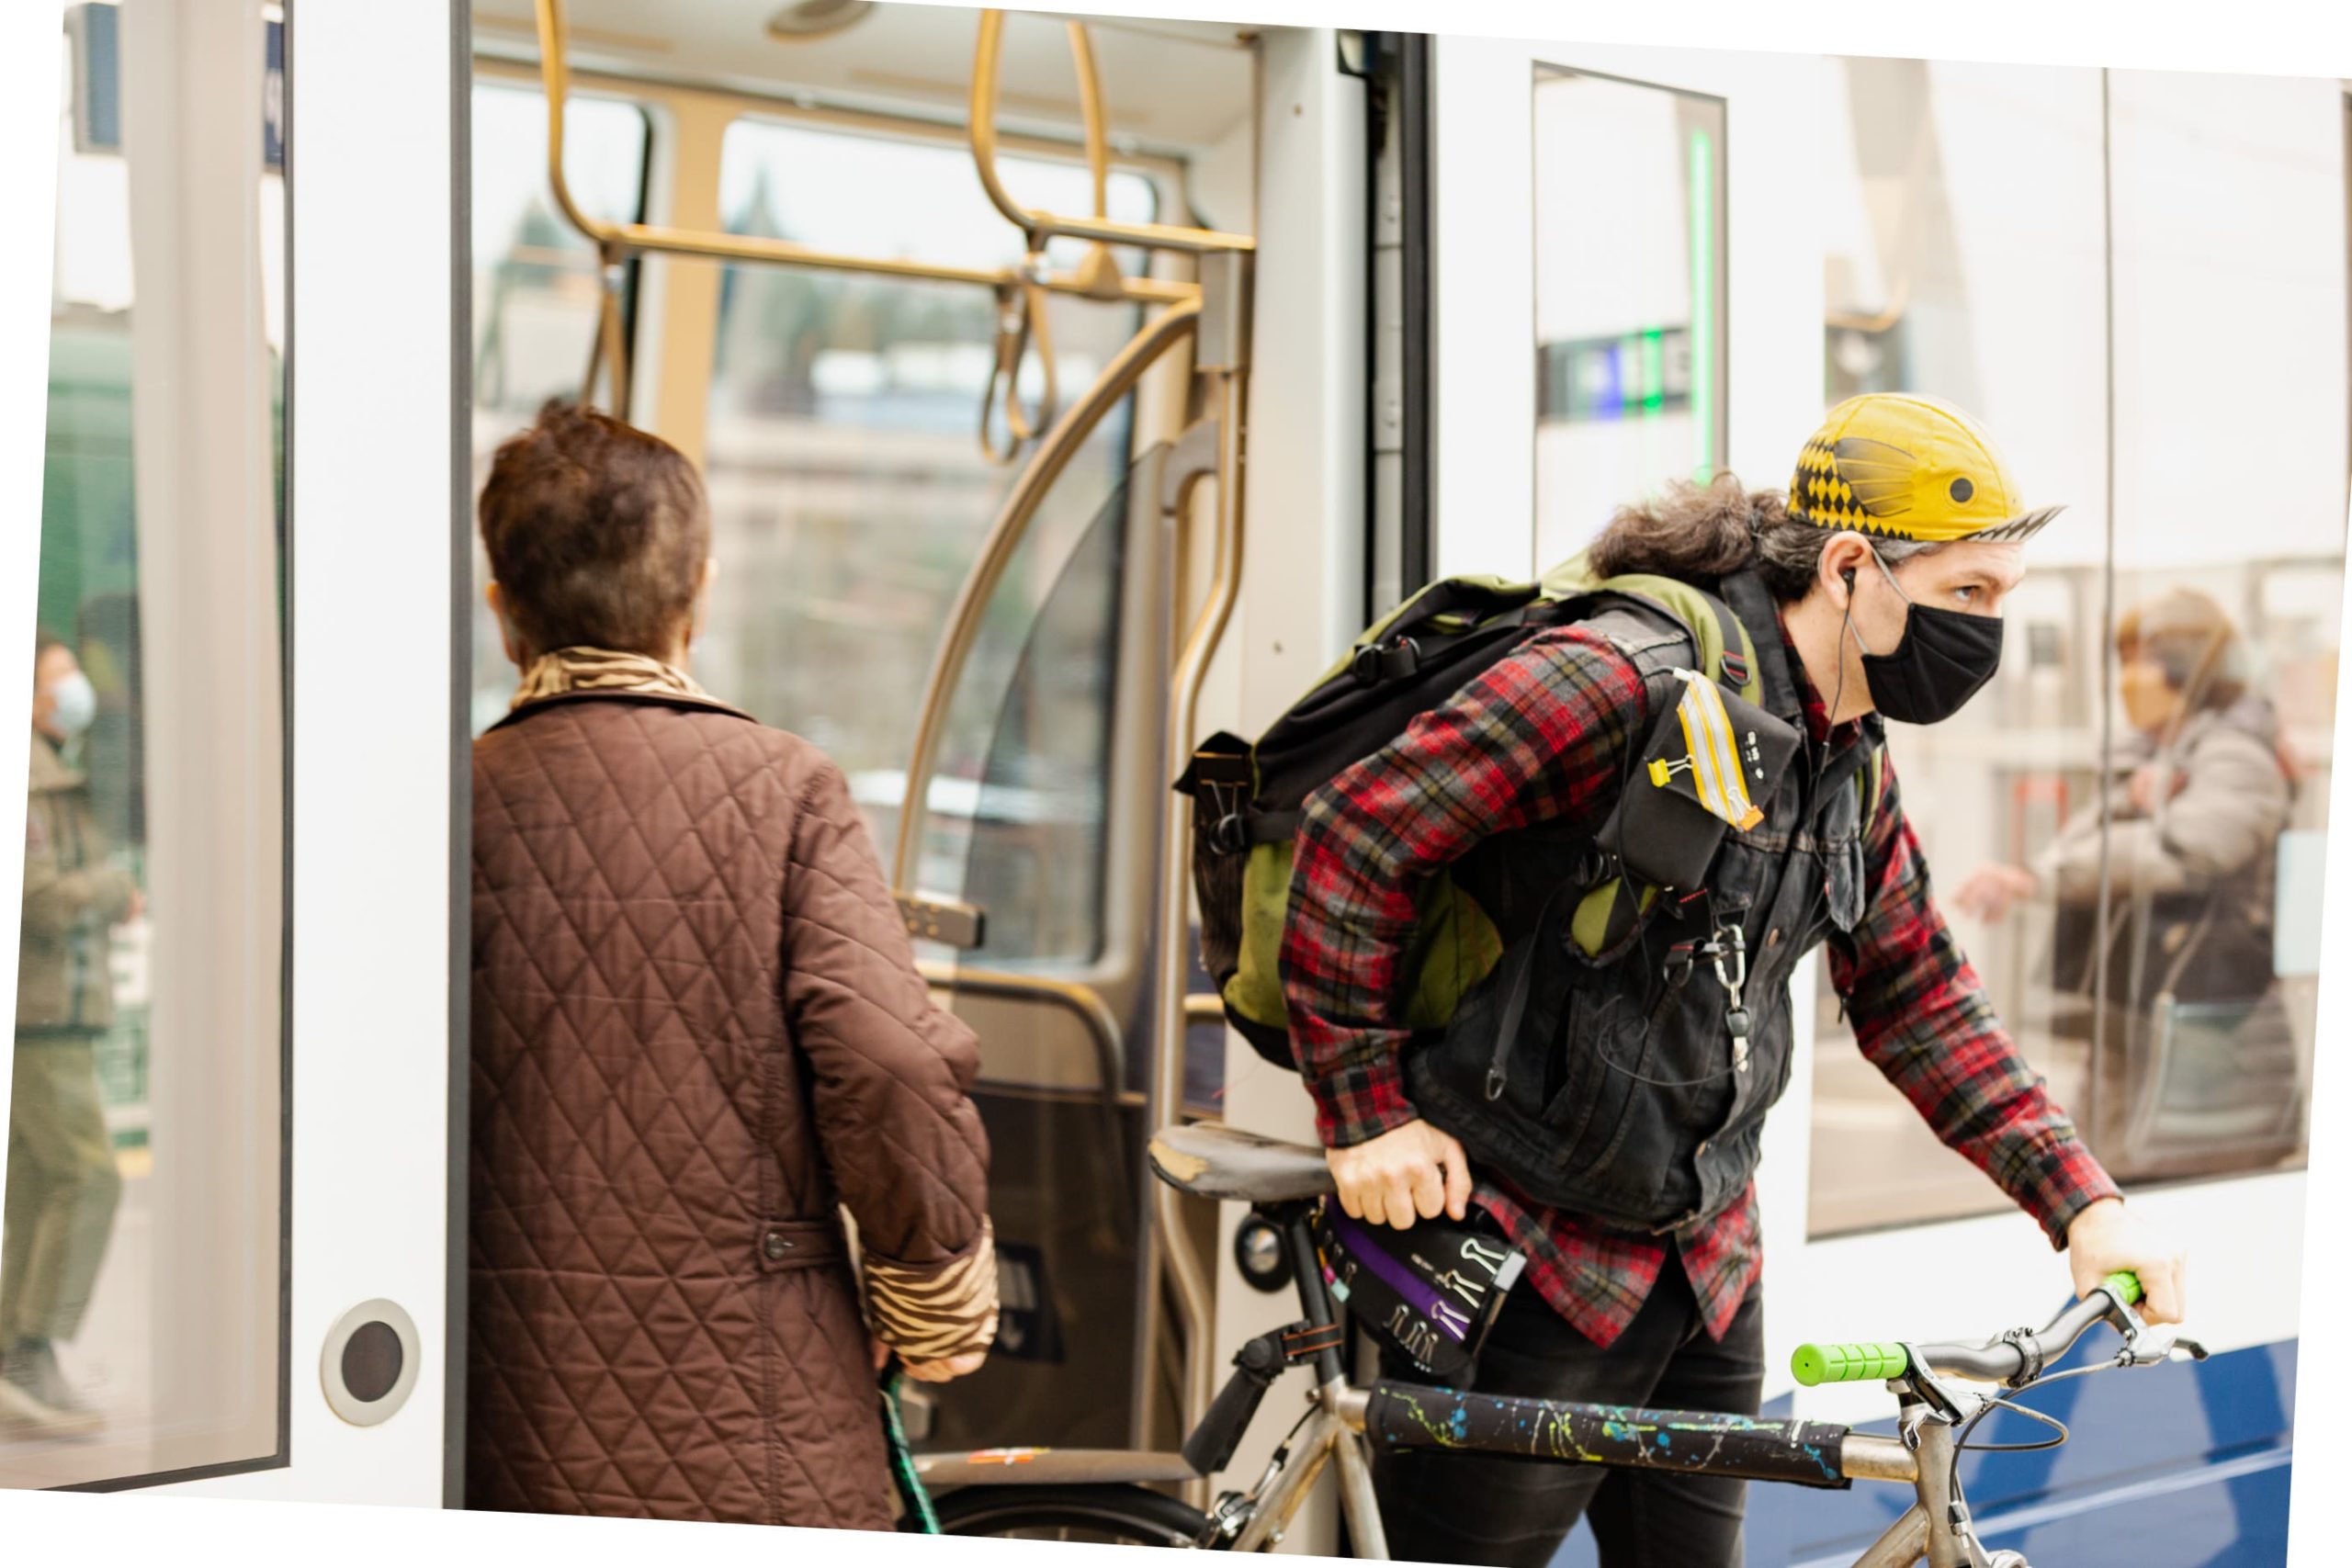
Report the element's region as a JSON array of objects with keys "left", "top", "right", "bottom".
[
  {"left": 1425, "top": 39, "right": 2335, "bottom": 1568},
  {"left": 6, "top": 1, "right": 461, "bottom": 1506}
]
